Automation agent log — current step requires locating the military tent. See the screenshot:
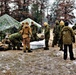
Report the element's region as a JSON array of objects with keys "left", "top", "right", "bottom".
[
  {"left": 0, "top": 14, "right": 20, "bottom": 31},
  {"left": 20, "top": 18, "right": 41, "bottom": 28}
]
